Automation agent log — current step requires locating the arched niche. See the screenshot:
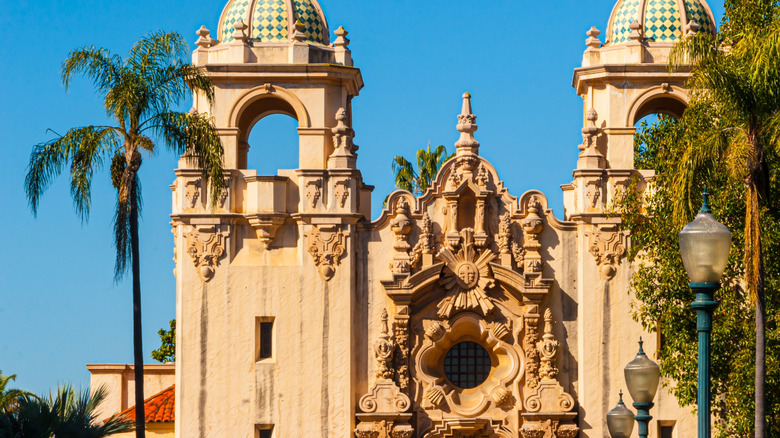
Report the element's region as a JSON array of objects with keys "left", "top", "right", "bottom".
[
  {"left": 627, "top": 87, "right": 688, "bottom": 126},
  {"left": 246, "top": 113, "right": 300, "bottom": 174}
]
